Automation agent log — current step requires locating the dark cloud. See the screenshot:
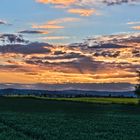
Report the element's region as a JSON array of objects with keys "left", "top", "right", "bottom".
[
  {"left": 0, "top": 65, "right": 20, "bottom": 69},
  {"left": 74, "top": 43, "right": 127, "bottom": 49},
  {"left": 26, "top": 52, "right": 104, "bottom": 74},
  {"left": 25, "top": 72, "right": 39, "bottom": 76},
  {"left": 54, "top": 51, "right": 66, "bottom": 55},
  {"left": 0, "top": 21, "right": 6, "bottom": 25},
  {"left": 0, "top": 65, "right": 32, "bottom": 72},
  {"left": 0, "top": 34, "right": 28, "bottom": 44},
  {"left": 72, "top": 33, "right": 140, "bottom": 48},
  {"left": 94, "top": 50, "right": 120, "bottom": 57},
  {"left": 102, "top": 0, "right": 138, "bottom": 6},
  {"left": 0, "top": 42, "right": 52, "bottom": 54},
  {"left": 93, "top": 44, "right": 127, "bottom": 49},
  {"left": 132, "top": 49, "right": 140, "bottom": 57},
  {"left": 105, "top": 61, "right": 140, "bottom": 73},
  {"left": 0, "top": 32, "right": 139, "bottom": 83},
  {"left": 19, "top": 30, "right": 48, "bottom": 34},
  {"left": 31, "top": 52, "right": 84, "bottom": 60},
  {"left": 0, "top": 20, "right": 11, "bottom": 25}
]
